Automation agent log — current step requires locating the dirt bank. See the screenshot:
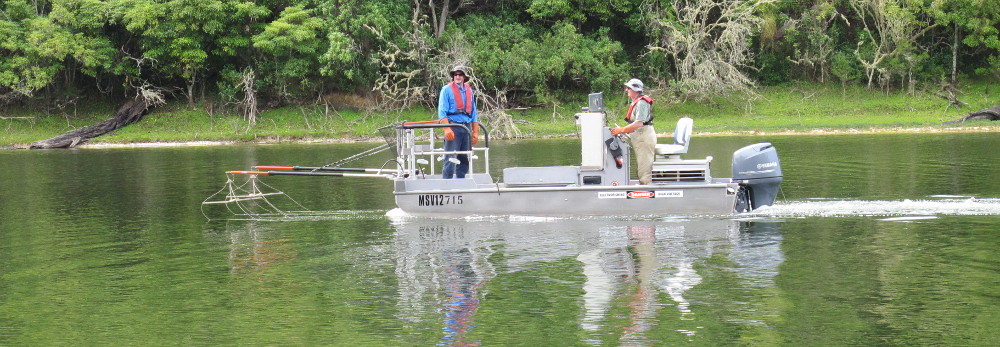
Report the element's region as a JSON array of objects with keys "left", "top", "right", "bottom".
[{"left": 55, "top": 124, "right": 1000, "bottom": 149}]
